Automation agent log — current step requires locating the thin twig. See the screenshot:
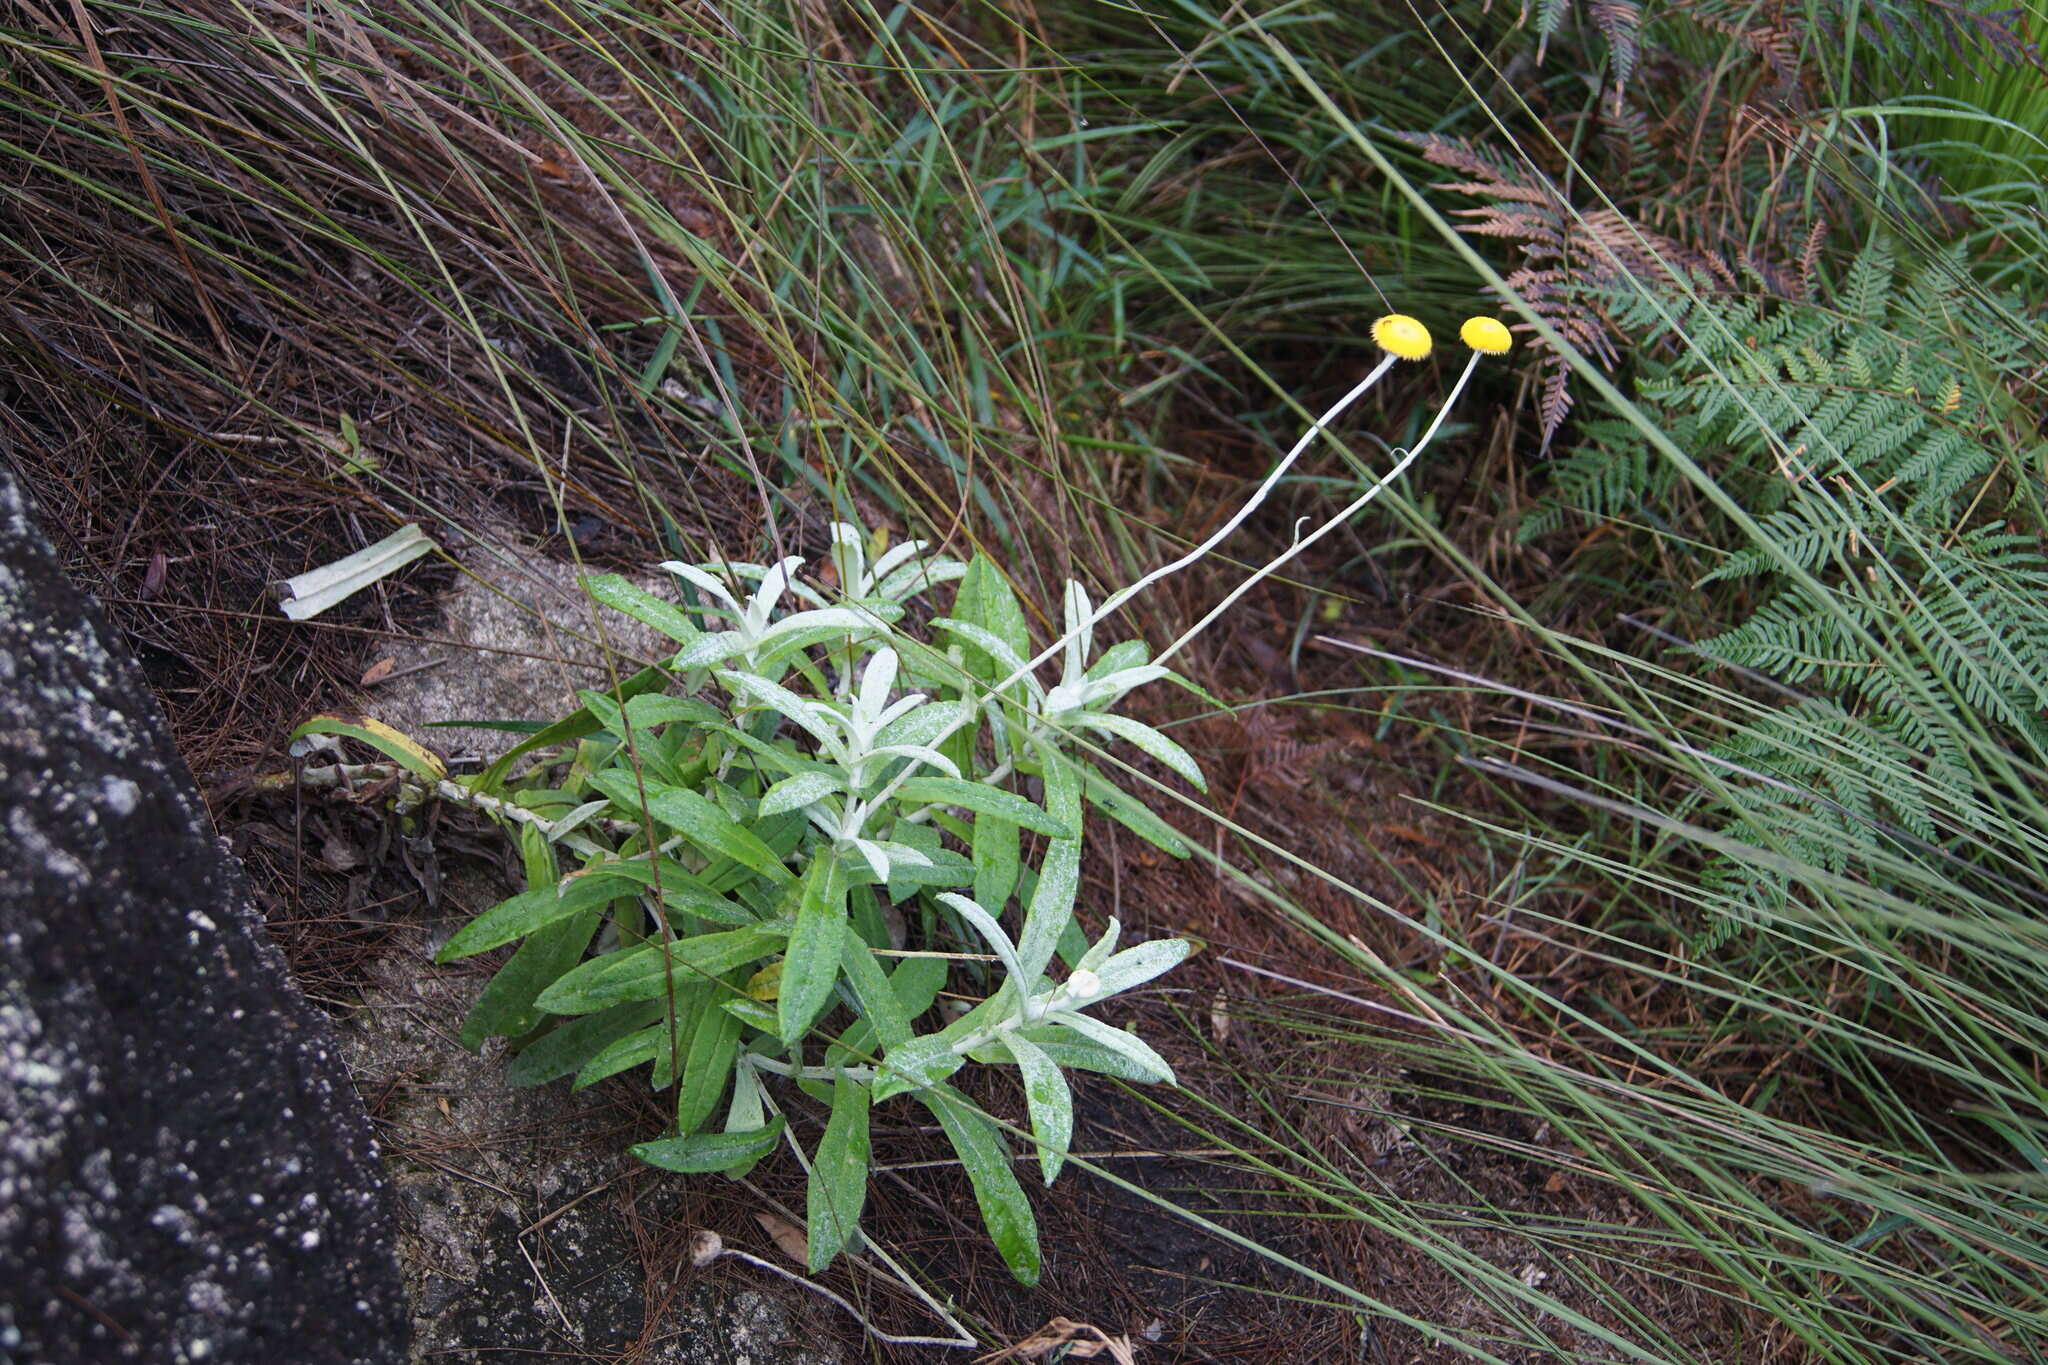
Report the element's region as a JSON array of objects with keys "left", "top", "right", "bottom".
[{"left": 689, "top": 1232, "right": 975, "bottom": 1350}]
